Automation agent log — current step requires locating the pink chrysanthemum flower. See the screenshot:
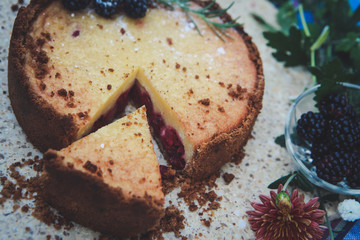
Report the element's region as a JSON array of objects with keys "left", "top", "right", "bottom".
[{"left": 246, "top": 185, "right": 326, "bottom": 240}]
